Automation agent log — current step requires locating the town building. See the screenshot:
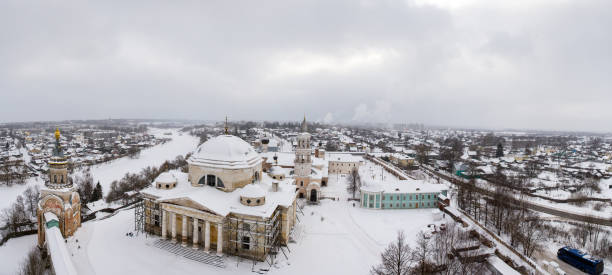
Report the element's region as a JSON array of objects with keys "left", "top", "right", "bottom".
[{"left": 359, "top": 179, "right": 448, "bottom": 210}]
